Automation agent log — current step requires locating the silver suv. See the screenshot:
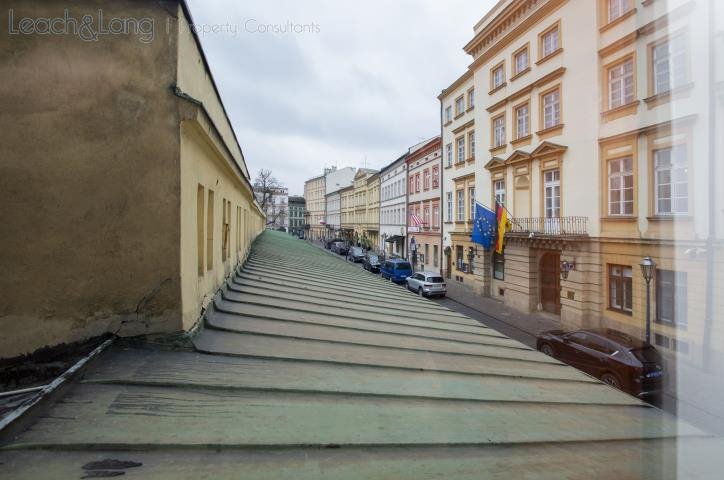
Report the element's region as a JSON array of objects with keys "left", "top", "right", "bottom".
[{"left": 405, "top": 272, "right": 447, "bottom": 298}]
